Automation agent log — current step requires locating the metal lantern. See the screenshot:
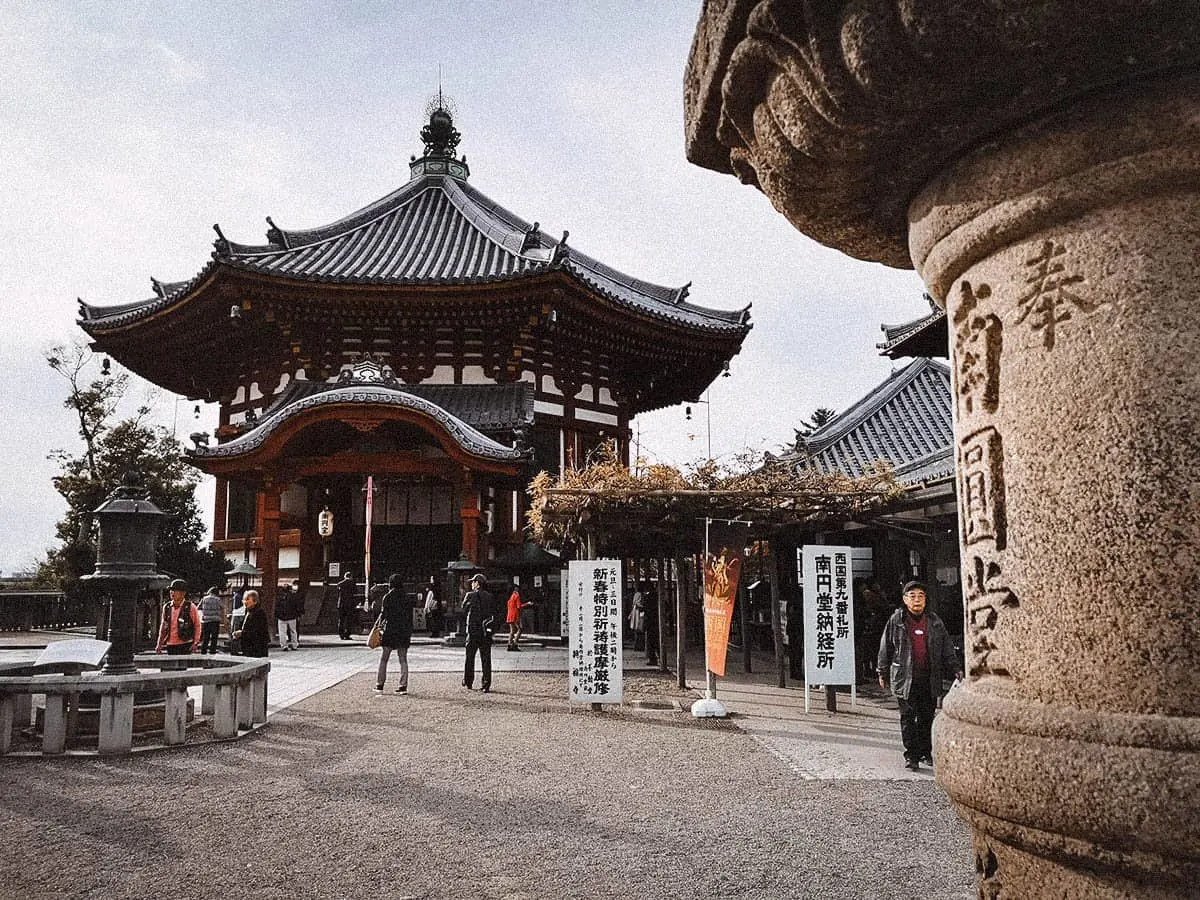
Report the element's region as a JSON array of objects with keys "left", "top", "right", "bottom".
[
  {"left": 82, "top": 472, "right": 170, "bottom": 675},
  {"left": 86, "top": 478, "right": 168, "bottom": 582}
]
